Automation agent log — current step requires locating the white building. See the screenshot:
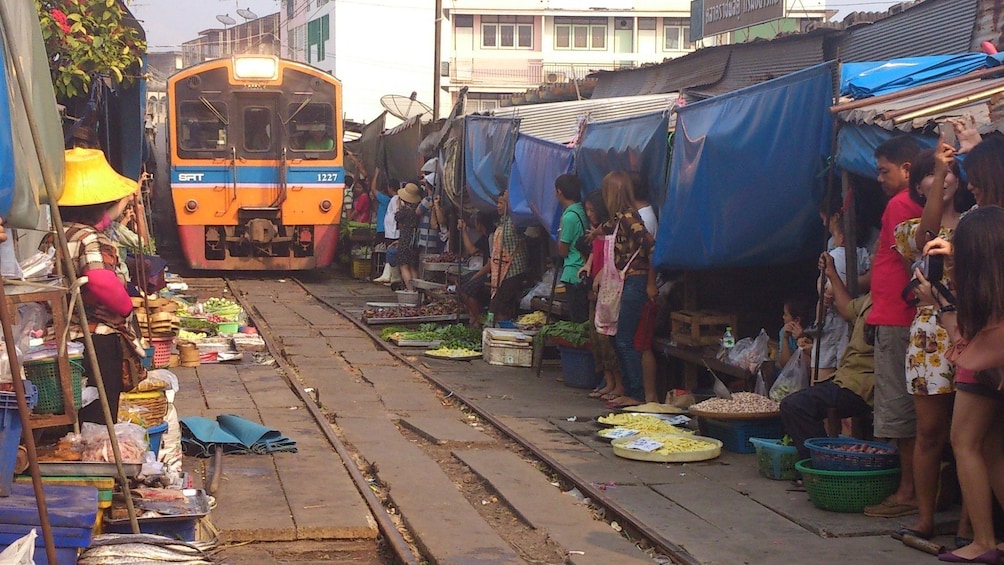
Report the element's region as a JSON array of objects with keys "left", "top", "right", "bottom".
[
  {"left": 281, "top": 0, "right": 435, "bottom": 125},
  {"left": 278, "top": 0, "right": 828, "bottom": 122}
]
